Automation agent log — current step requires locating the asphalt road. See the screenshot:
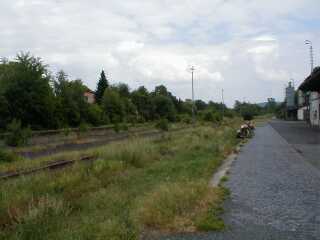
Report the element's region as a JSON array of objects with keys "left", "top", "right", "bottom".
[{"left": 160, "top": 122, "right": 320, "bottom": 240}]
